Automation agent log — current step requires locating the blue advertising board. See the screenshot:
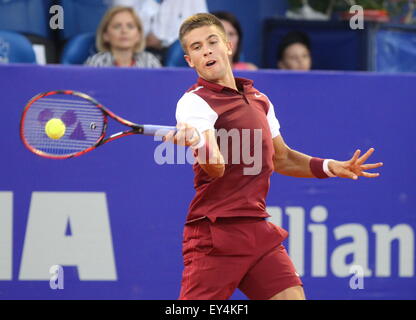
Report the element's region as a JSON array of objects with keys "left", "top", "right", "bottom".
[{"left": 0, "top": 64, "right": 414, "bottom": 299}]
